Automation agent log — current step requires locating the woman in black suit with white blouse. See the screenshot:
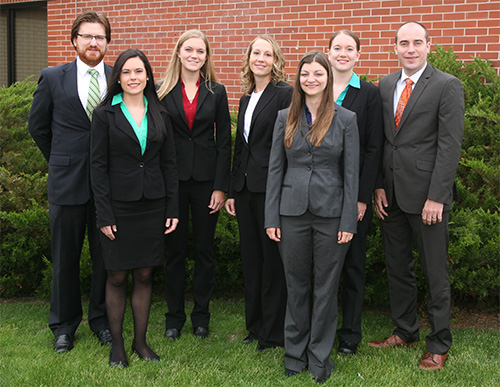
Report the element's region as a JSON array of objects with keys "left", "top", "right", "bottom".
[
  {"left": 327, "top": 30, "right": 384, "bottom": 356},
  {"left": 157, "top": 30, "right": 231, "bottom": 340},
  {"left": 225, "top": 35, "right": 292, "bottom": 350},
  {"left": 91, "top": 49, "right": 178, "bottom": 368}
]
